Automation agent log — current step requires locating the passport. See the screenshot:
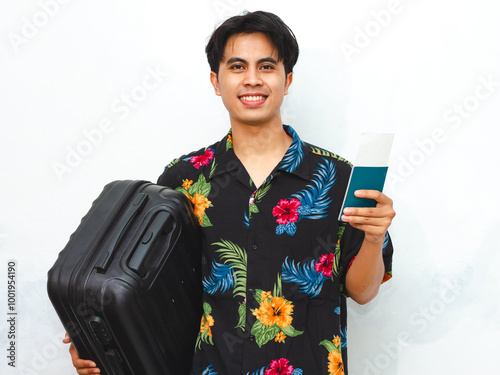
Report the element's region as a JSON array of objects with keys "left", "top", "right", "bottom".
[{"left": 338, "top": 133, "right": 394, "bottom": 221}]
